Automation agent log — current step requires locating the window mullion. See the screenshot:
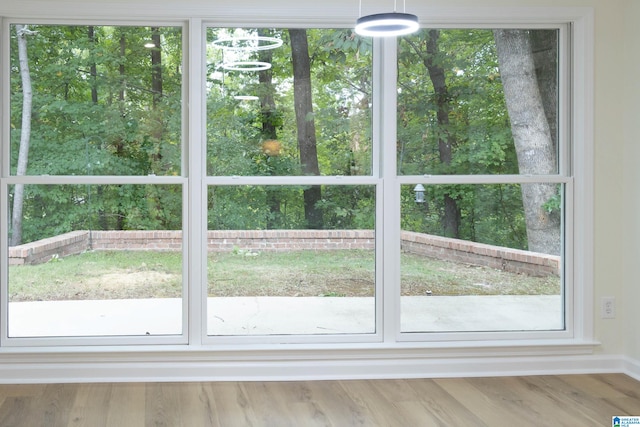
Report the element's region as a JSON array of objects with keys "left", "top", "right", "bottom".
[
  {"left": 0, "top": 18, "right": 7, "bottom": 346},
  {"left": 187, "top": 18, "right": 206, "bottom": 346},
  {"left": 379, "top": 36, "right": 400, "bottom": 343}
]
